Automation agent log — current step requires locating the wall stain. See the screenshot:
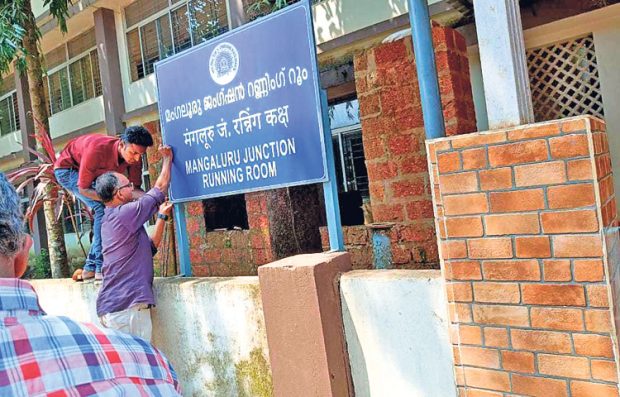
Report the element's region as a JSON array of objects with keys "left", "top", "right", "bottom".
[{"left": 235, "top": 348, "right": 274, "bottom": 397}]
